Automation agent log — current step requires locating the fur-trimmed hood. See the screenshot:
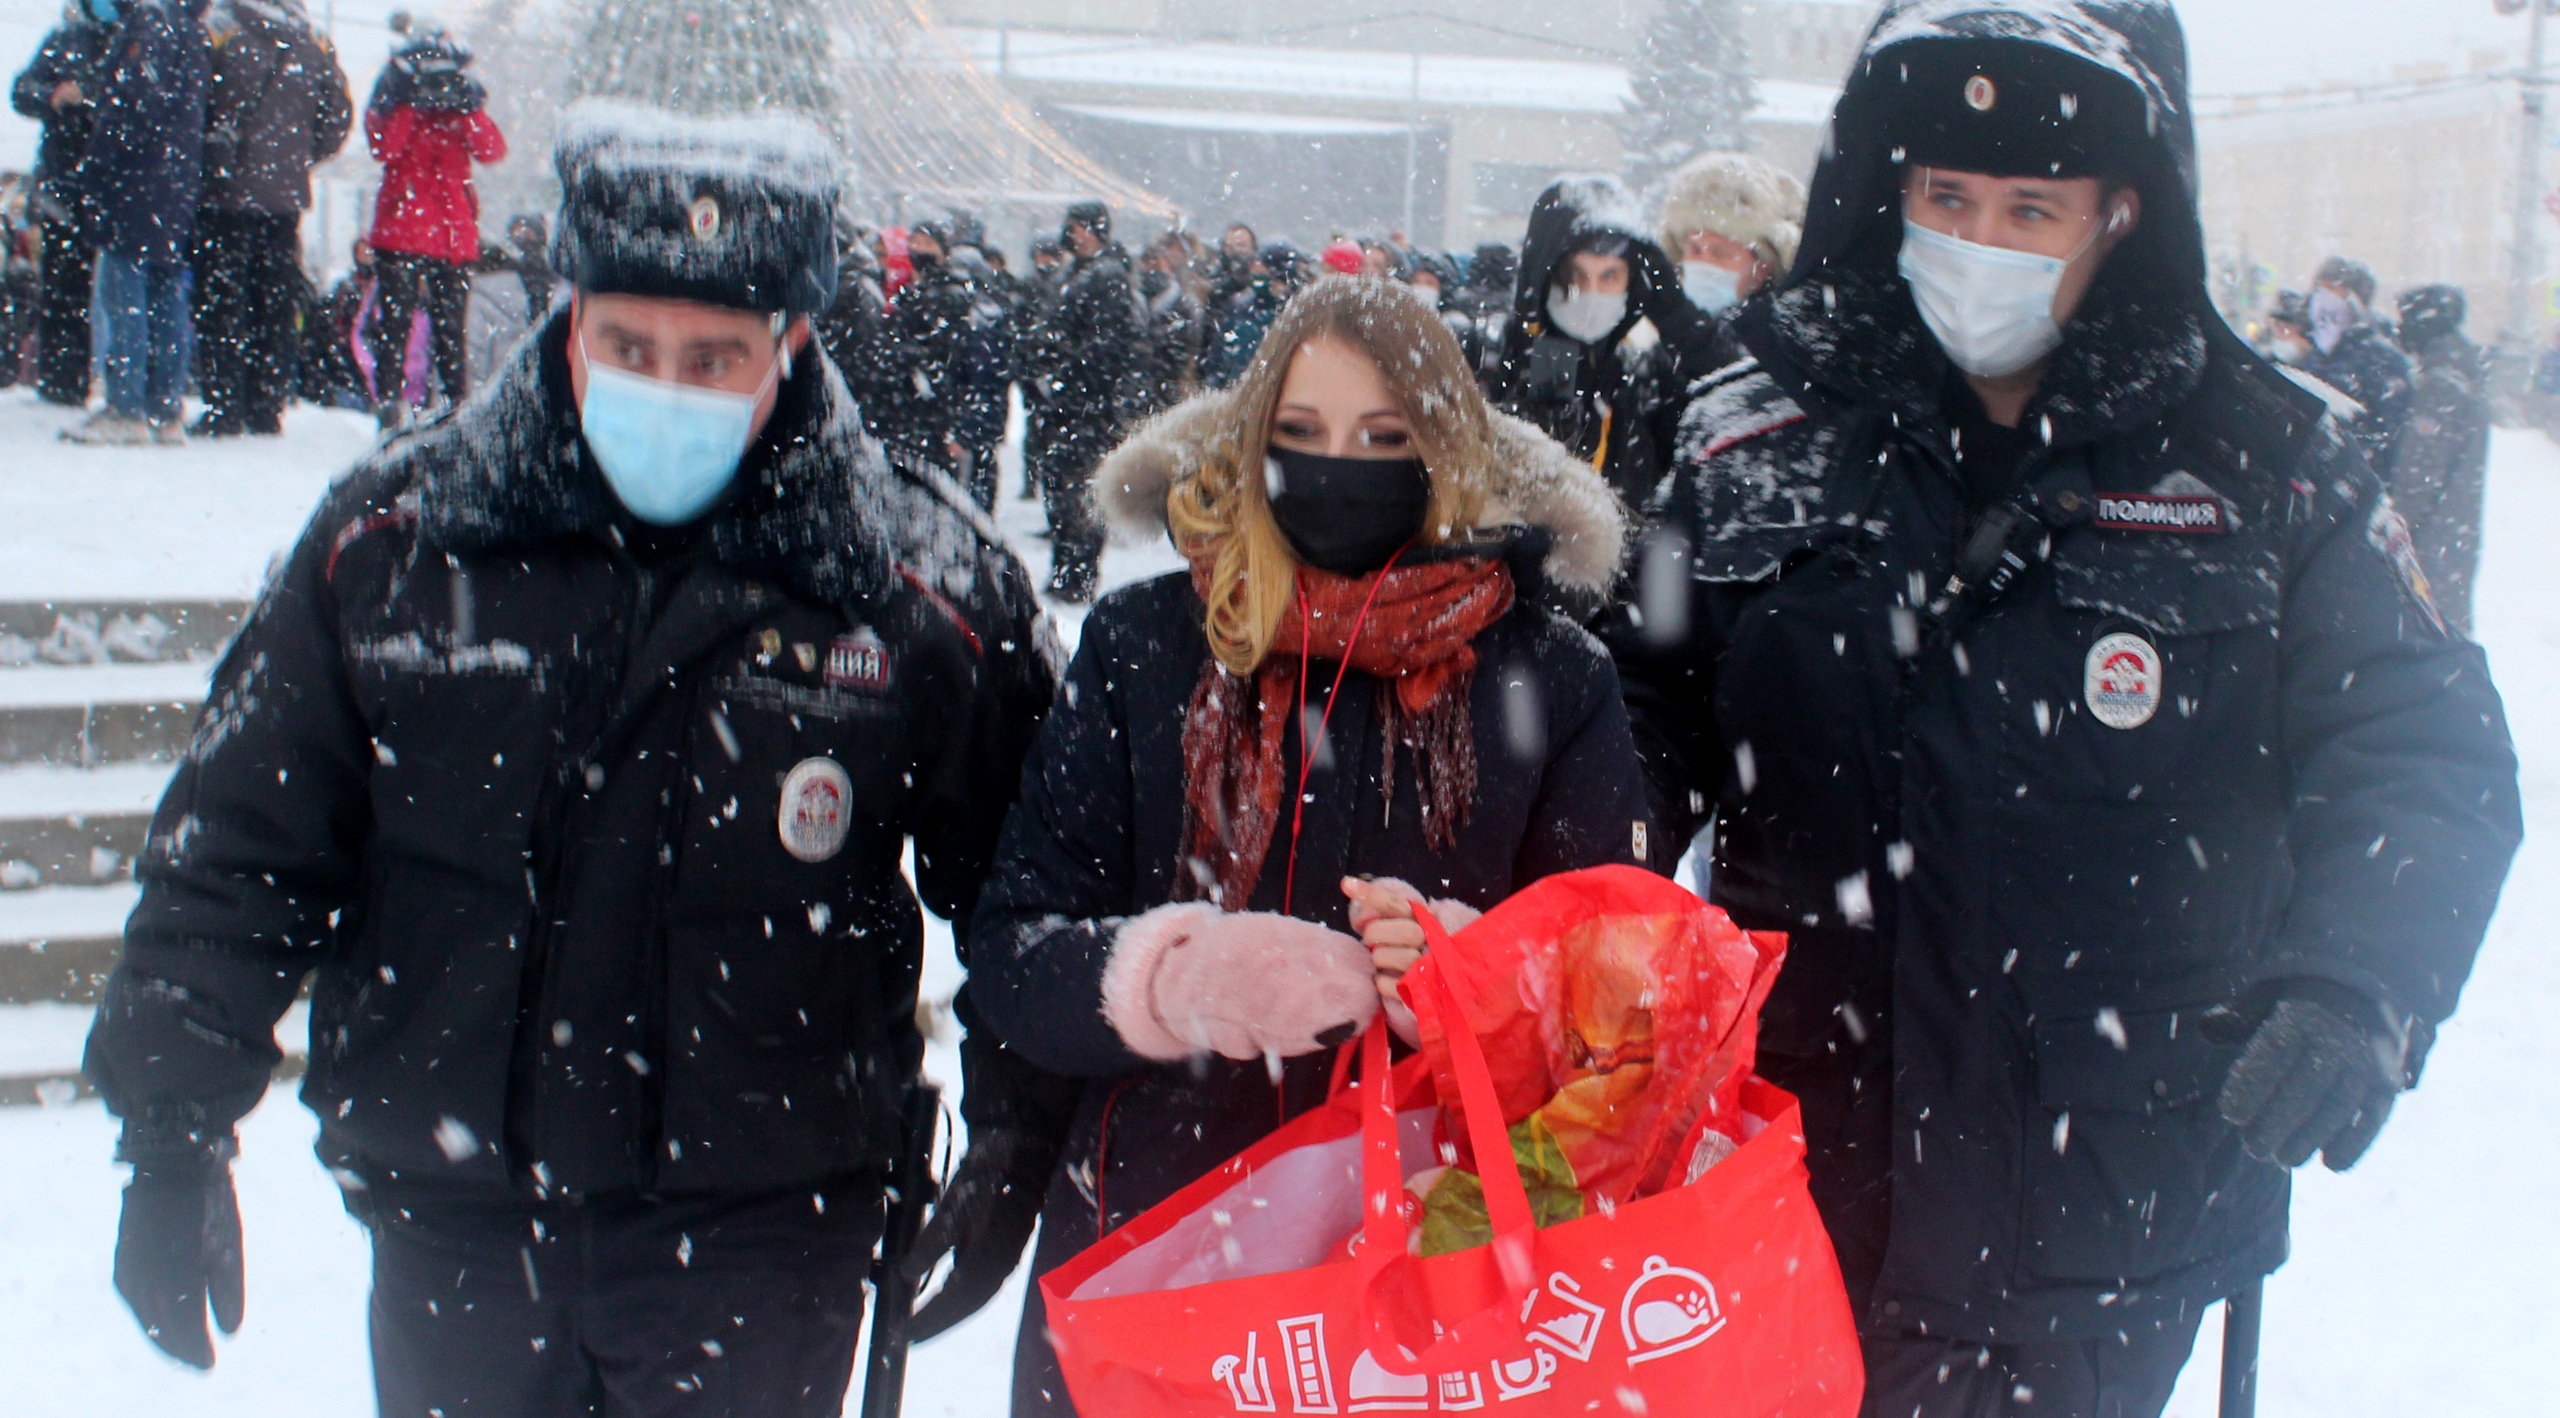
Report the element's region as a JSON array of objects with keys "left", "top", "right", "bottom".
[
  {"left": 389, "top": 309, "right": 1009, "bottom": 616},
  {"left": 1093, "top": 385, "right": 1629, "bottom": 599}
]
